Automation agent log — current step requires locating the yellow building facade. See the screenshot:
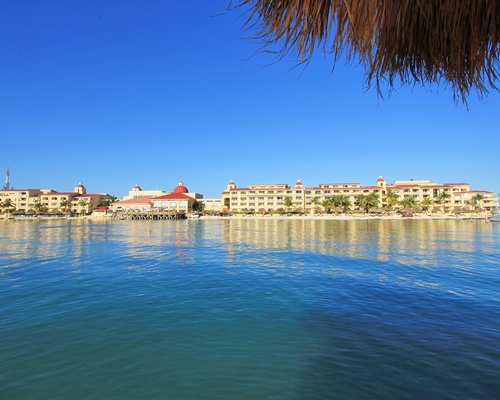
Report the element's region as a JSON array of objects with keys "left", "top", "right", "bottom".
[
  {"left": 0, "top": 182, "right": 111, "bottom": 215},
  {"left": 221, "top": 177, "right": 496, "bottom": 213}
]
